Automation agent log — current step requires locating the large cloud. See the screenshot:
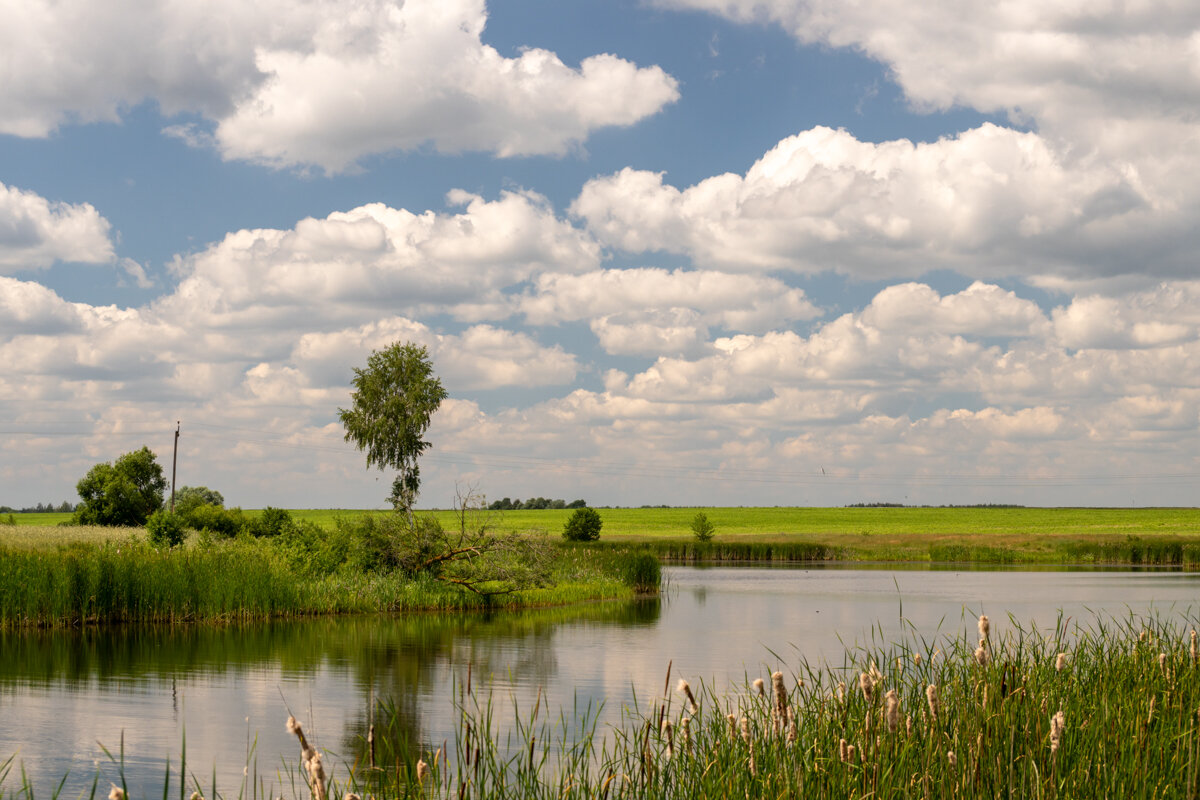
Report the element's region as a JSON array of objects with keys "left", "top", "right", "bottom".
[
  {"left": 652, "top": 0, "right": 1200, "bottom": 149},
  {"left": 571, "top": 125, "right": 1186, "bottom": 282},
  {"left": 0, "top": 183, "right": 114, "bottom": 271},
  {"left": 3, "top": 0, "right": 679, "bottom": 171}
]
